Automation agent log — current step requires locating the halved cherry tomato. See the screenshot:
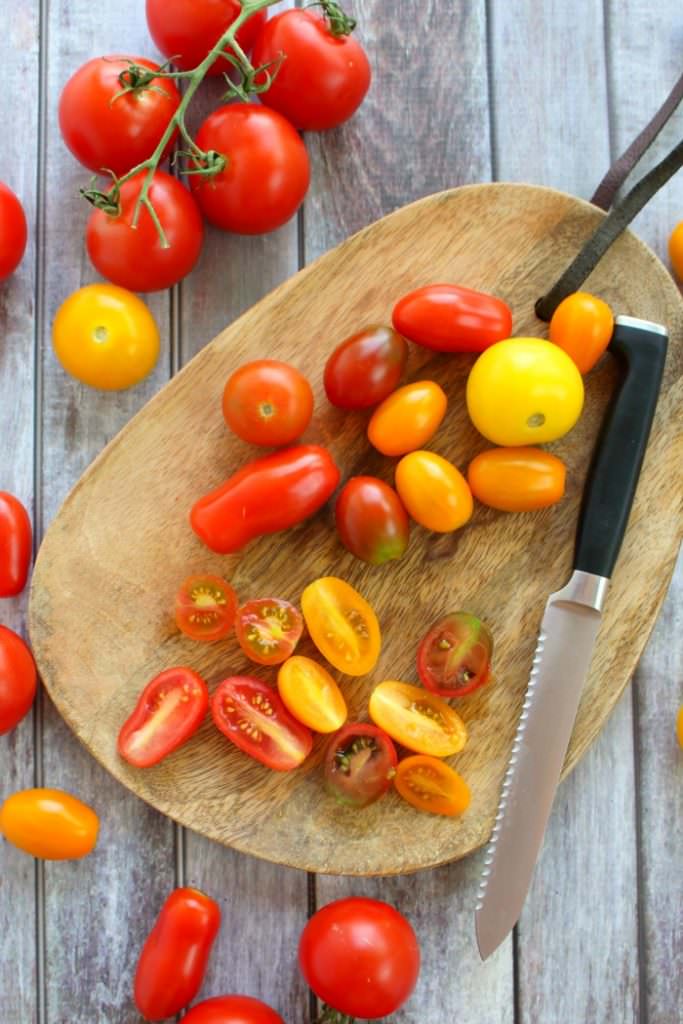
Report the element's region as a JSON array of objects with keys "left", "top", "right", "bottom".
[
  {"left": 417, "top": 613, "right": 493, "bottom": 698},
  {"left": 222, "top": 359, "right": 314, "bottom": 447},
  {"left": 235, "top": 598, "right": 303, "bottom": 666},
  {"left": 183, "top": 996, "right": 285, "bottom": 1024},
  {"left": 118, "top": 668, "right": 209, "bottom": 768},
  {"left": 392, "top": 283, "right": 512, "bottom": 353},
  {"left": 335, "top": 477, "right": 409, "bottom": 564},
  {"left": 175, "top": 575, "right": 237, "bottom": 642},
  {"left": 468, "top": 446, "right": 566, "bottom": 512},
  {"left": 0, "top": 492, "right": 32, "bottom": 596},
  {"left": 301, "top": 577, "right": 381, "bottom": 677},
  {"left": 670, "top": 221, "right": 683, "bottom": 282},
  {"left": 549, "top": 291, "right": 614, "bottom": 374},
  {"left": 368, "top": 381, "right": 447, "bottom": 456},
  {"left": 395, "top": 451, "right": 473, "bottom": 532},
  {"left": 278, "top": 656, "right": 347, "bottom": 733},
  {"left": 324, "top": 722, "right": 397, "bottom": 808},
  {"left": 369, "top": 681, "right": 467, "bottom": 756},
  {"left": 0, "top": 788, "right": 99, "bottom": 860},
  {"left": 323, "top": 326, "right": 408, "bottom": 409},
  {"left": 394, "top": 755, "right": 471, "bottom": 816},
  {"left": 0, "top": 625, "right": 37, "bottom": 735},
  {"left": 134, "top": 887, "right": 221, "bottom": 1021},
  {"left": 212, "top": 676, "right": 313, "bottom": 771}
]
